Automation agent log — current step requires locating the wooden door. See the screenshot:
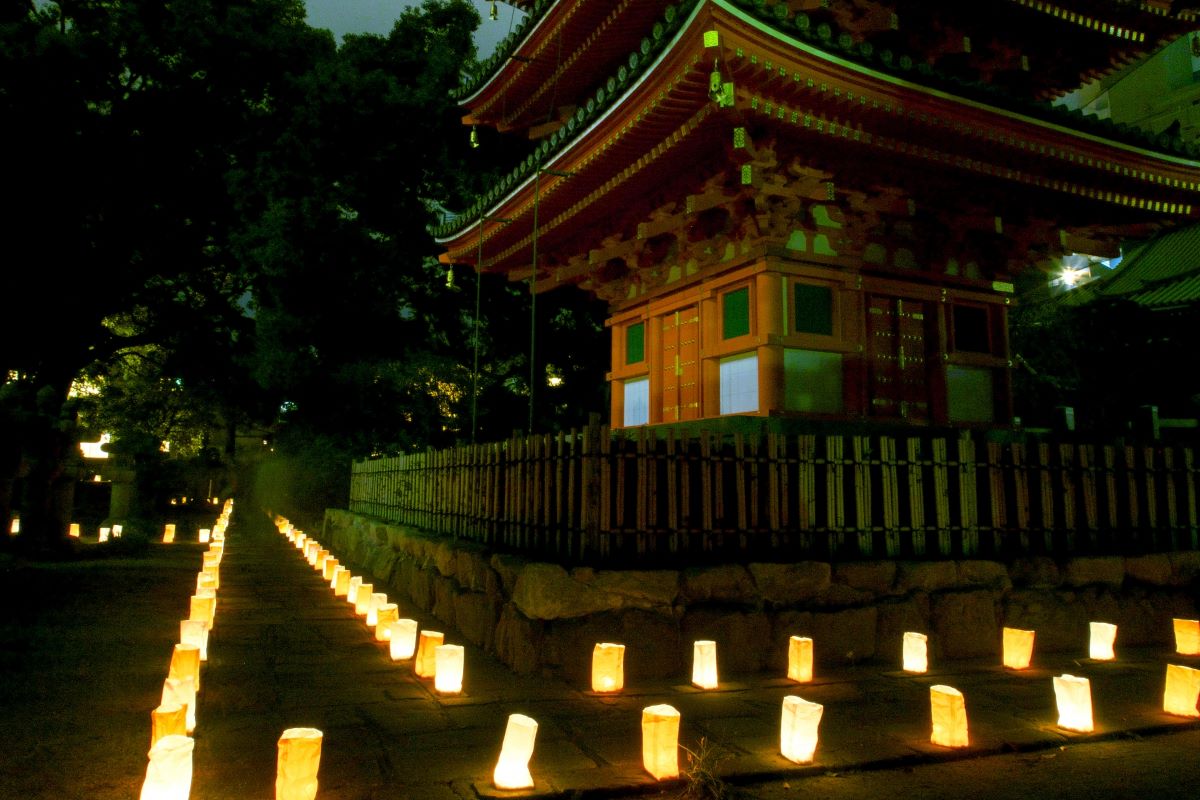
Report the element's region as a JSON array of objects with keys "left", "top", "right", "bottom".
[
  {"left": 660, "top": 306, "right": 701, "bottom": 422},
  {"left": 866, "top": 296, "right": 930, "bottom": 422}
]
